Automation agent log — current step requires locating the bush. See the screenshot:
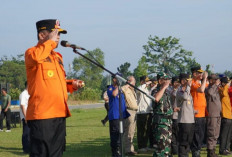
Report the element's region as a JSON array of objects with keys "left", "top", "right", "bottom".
[
  {"left": 69, "top": 87, "right": 102, "bottom": 101},
  {"left": 9, "top": 88, "right": 21, "bottom": 100}
]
